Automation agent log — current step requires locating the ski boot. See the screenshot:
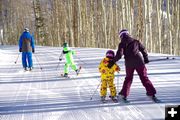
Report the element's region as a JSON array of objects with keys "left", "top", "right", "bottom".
[
  {"left": 118, "top": 93, "right": 130, "bottom": 103},
  {"left": 29, "top": 67, "right": 33, "bottom": 71},
  {"left": 64, "top": 73, "right": 68, "bottom": 77},
  {"left": 146, "top": 94, "right": 161, "bottom": 103},
  {"left": 110, "top": 96, "right": 118, "bottom": 103},
  {"left": 24, "top": 67, "right": 28, "bottom": 71},
  {"left": 101, "top": 96, "right": 106, "bottom": 103}
]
